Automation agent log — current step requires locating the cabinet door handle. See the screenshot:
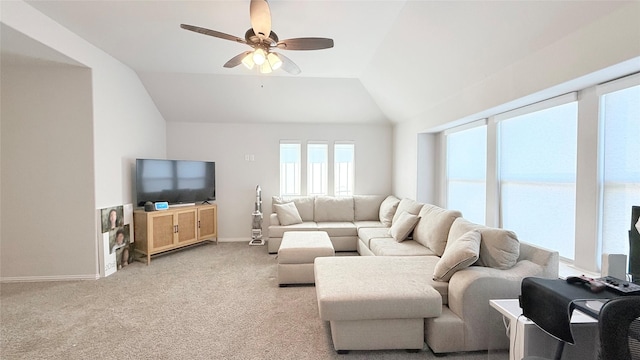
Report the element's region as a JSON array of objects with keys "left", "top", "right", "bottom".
[
  {"left": 198, "top": 220, "right": 201, "bottom": 228},
  {"left": 174, "top": 225, "right": 178, "bottom": 233}
]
